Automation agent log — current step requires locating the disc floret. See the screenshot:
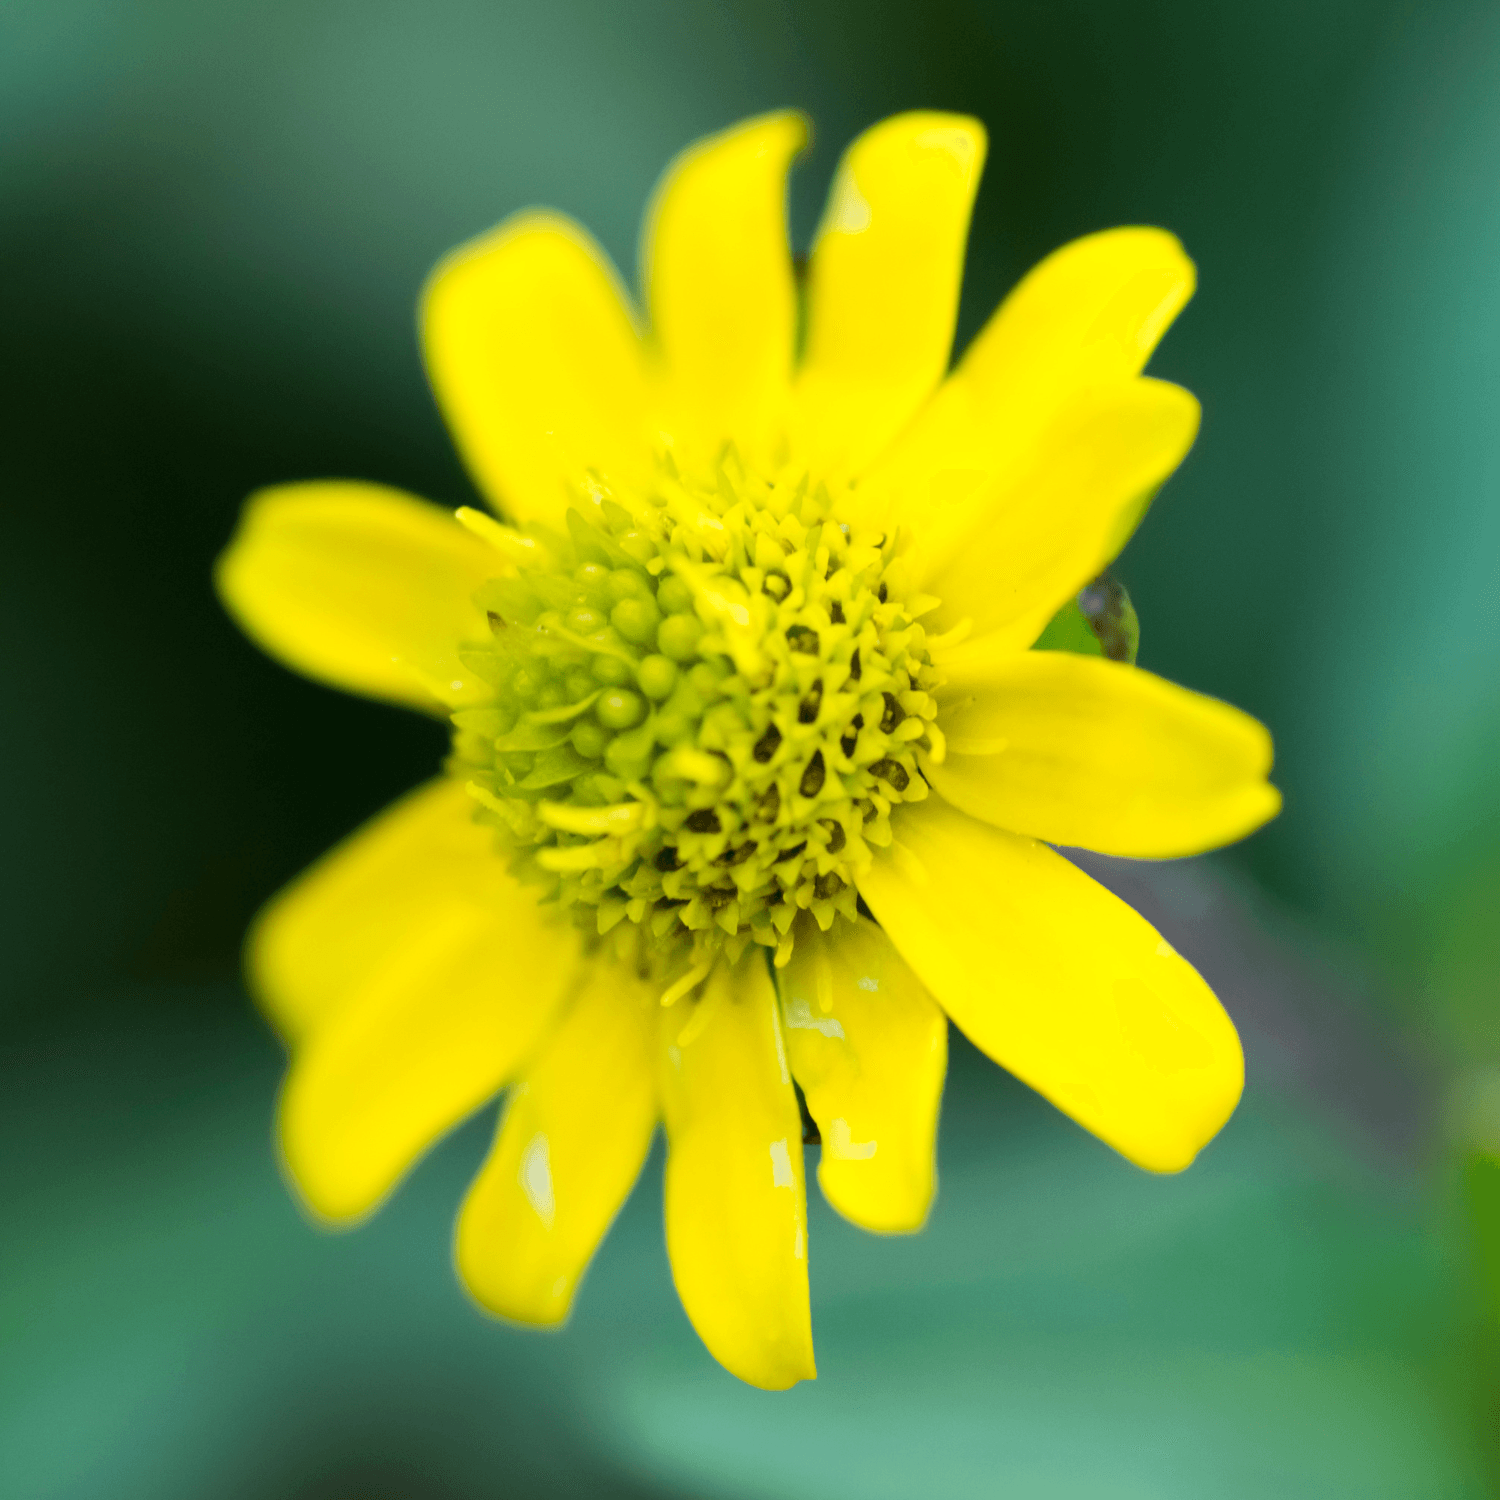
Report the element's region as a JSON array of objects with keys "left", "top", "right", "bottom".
[{"left": 450, "top": 451, "right": 944, "bottom": 971}]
